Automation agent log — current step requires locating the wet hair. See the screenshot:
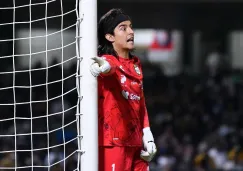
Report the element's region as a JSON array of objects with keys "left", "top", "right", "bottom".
[{"left": 98, "top": 8, "right": 132, "bottom": 58}]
